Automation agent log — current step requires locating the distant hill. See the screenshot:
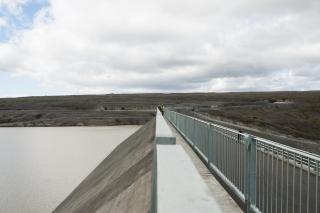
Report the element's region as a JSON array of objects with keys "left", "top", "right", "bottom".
[{"left": 0, "top": 91, "right": 319, "bottom": 153}]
